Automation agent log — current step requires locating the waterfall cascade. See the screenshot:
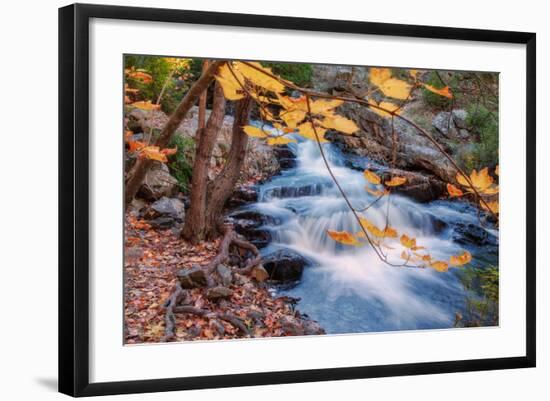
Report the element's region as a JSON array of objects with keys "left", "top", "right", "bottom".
[{"left": 241, "top": 130, "right": 497, "bottom": 334}]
